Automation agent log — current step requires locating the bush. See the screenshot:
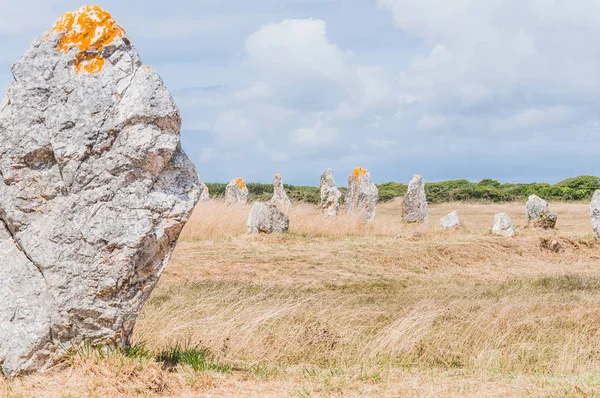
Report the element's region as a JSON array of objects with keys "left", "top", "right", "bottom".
[{"left": 204, "top": 175, "right": 599, "bottom": 204}]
